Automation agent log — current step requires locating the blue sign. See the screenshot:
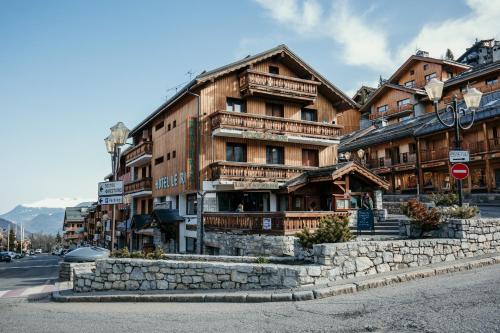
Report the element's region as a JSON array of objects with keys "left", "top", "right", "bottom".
[{"left": 357, "top": 209, "right": 374, "bottom": 231}]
